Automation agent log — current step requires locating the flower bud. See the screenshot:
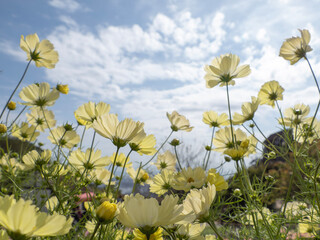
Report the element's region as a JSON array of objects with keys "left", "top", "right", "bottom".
[
  {"left": 224, "top": 156, "right": 231, "bottom": 162},
  {"left": 141, "top": 173, "right": 149, "bottom": 182},
  {"left": 57, "top": 84, "right": 69, "bottom": 94},
  {"left": 0, "top": 124, "right": 7, "bottom": 134},
  {"left": 96, "top": 201, "right": 117, "bottom": 223},
  {"left": 63, "top": 123, "right": 73, "bottom": 131},
  {"left": 170, "top": 138, "right": 180, "bottom": 146},
  {"left": 233, "top": 188, "right": 241, "bottom": 197},
  {"left": 7, "top": 101, "right": 16, "bottom": 110},
  {"left": 205, "top": 145, "right": 212, "bottom": 151}
]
